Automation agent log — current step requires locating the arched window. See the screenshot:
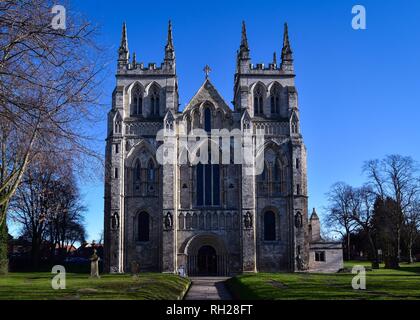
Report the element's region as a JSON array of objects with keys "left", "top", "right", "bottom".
[
  {"left": 131, "top": 84, "right": 143, "bottom": 116},
  {"left": 150, "top": 86, "right": 160, "bottom": 116},
  {"left": 114, "top": 121, "right": 121, "bottom": 134},
  {"left": 295, "top": 212, "right": 303, "bottom": 228},
  {"left": 133, "top": 159, "right": 141, "bottom": 192},
  {"left": 291, "top": 114, "right": 299, "bottom": 134},
  {"left": 196, "top": 141, "right": 220, "bottom": 207},
  {"left": 196, "top": 163, "right": 220, "bottom": 206},
  {"left": 270, "top": 85, "right": 280, "bottom": 114},
  {"left": 114, "top": 113, "right": 122, "bottom": 134},
  {"left": 264, "top": 211, "right": 276, "bottom": 241},
  {"left": 254, "top": 85, "right": 264, "bottom": 115},
  {"left": 178, "top": 213, "right": 185, "bottom": 230},
  {"left": 138, "top": 211, "right": 149, "bottom": 242},
  {"left": 204, "top": 108, "right": 211, "bottom": 133}
]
